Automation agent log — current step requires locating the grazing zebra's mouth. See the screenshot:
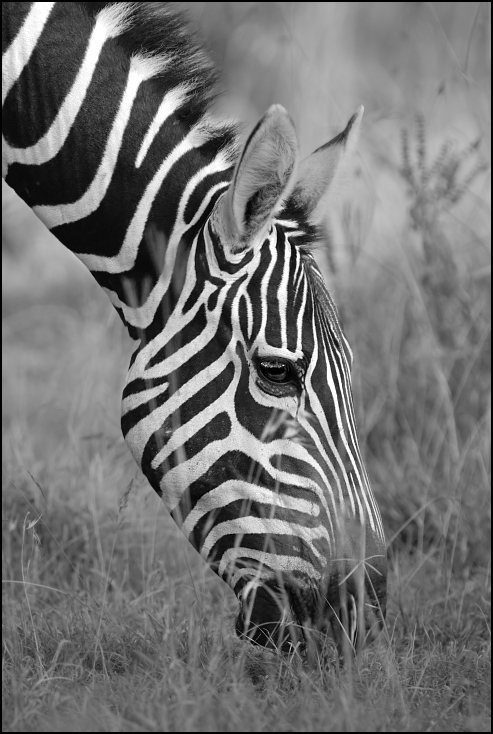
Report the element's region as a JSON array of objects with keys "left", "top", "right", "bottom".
[
  {"left": 234, "top": 567, "right": 387, "bottom": 656},
  {"left": 233, "top": 575, "right": 335, "bottom": 654},
  {"left": 234, "top": 581, "right": 305, "bottom": 653}
]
